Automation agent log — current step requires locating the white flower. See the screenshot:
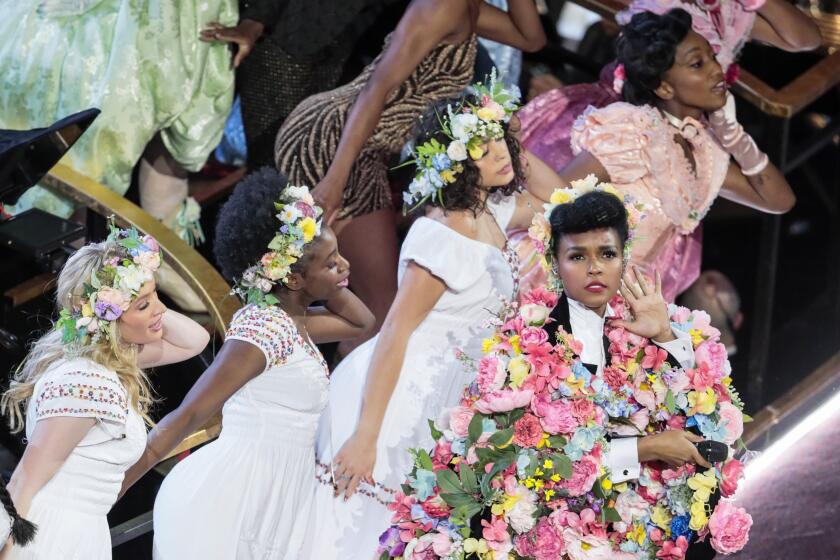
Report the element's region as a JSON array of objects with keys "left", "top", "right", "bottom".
[
  {"left": 409, "top": 175, "right": 434, "bottom": 197},
  {"left": 519, "top": 303, "right": 550, "bottom": 326},
  {"left": 278, "top": 205, "right": 302, "bottom": 224},
  {"left": 403, "top": 191, "right": 415, "bottom": 206},
  {"left": 255, "top": 277, "right": 274, "bottom": 292},
  {"left": 446, "top": 141, "right": 468, "bottom": 162},
  {"left": 506, "top": 486, "right": 538, "bottom": 534},
  {"left": 116, "top": 265, "right": 150, "bottom": 294},
  {"left": 284, "top": 185, "right": 310, "bottom": 200},
  {"left": 450, "top": 113, "right": 478, "bottom": 142},
  {"left": 570, "top": 174, "right": 599, "bottom": 195}
]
